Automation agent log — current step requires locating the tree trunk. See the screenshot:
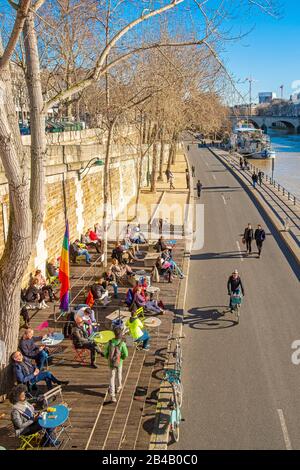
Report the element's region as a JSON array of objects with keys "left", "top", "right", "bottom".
[
  {"left": 150, "top": 132, "right": 158, "bottom": 192},
  {"left": 0, "top": 63, "right": 32, "bottom": 394},
  {"left": 171, "top": 132, "right": 178, "bottom": 165},
  {"left": 102, "top": 120, "right": 116, "bottom": 267},
  {"left": 23, "top": 12, "right": 46, "bottom": 245},
  {"left": 158, "top": 126, "right": 165, "bottom": 181}
]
